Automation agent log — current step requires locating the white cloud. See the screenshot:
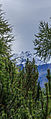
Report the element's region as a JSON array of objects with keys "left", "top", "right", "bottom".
[{"left": 0, "top": 0, "right": 51, "bottom": 63}]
